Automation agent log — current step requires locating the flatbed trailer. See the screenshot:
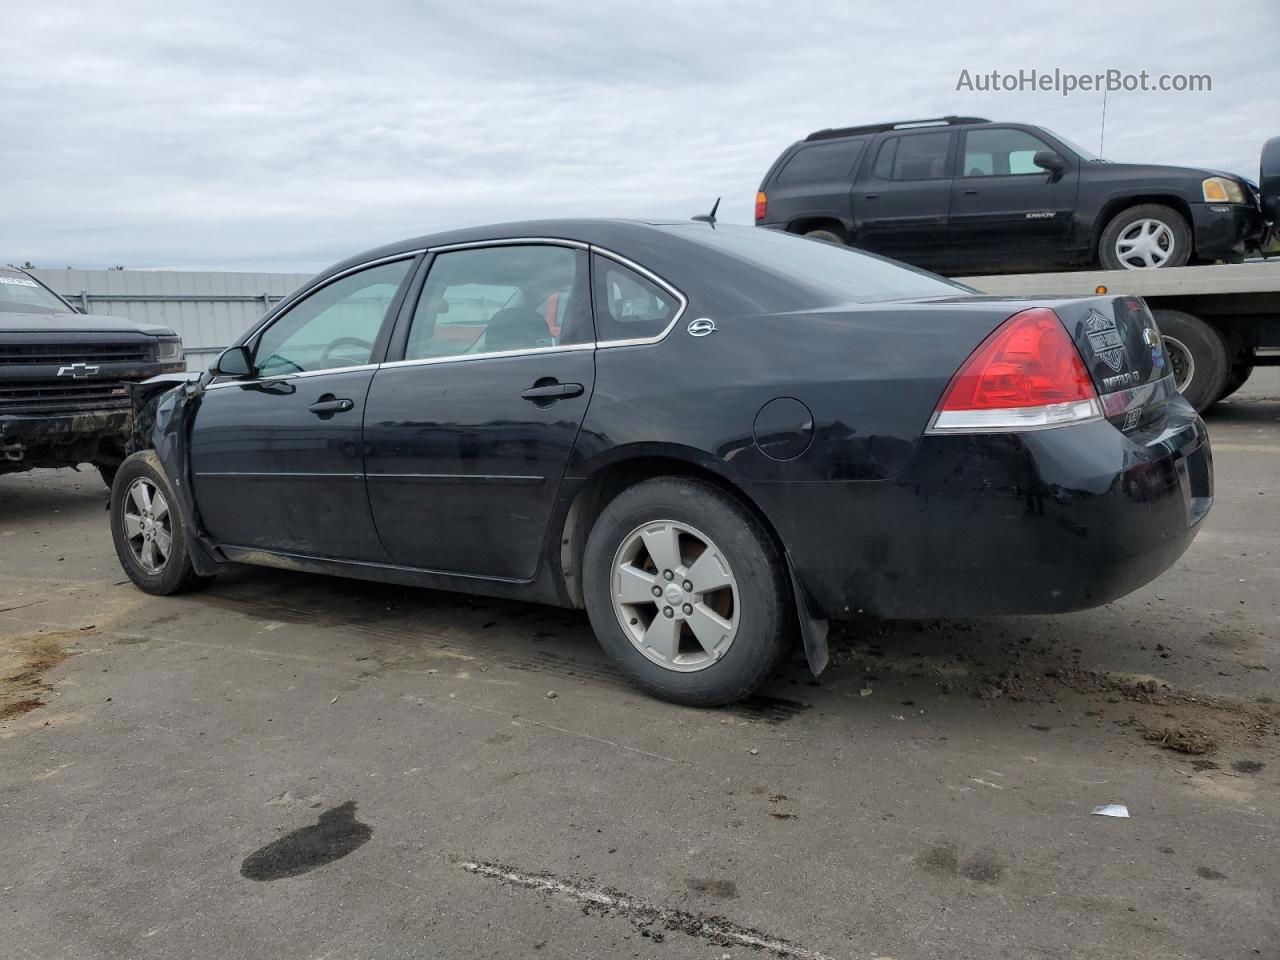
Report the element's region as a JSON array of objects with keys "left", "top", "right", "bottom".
[{"left": 958, "top": 261, "right": 1280, "bottom": 412}]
